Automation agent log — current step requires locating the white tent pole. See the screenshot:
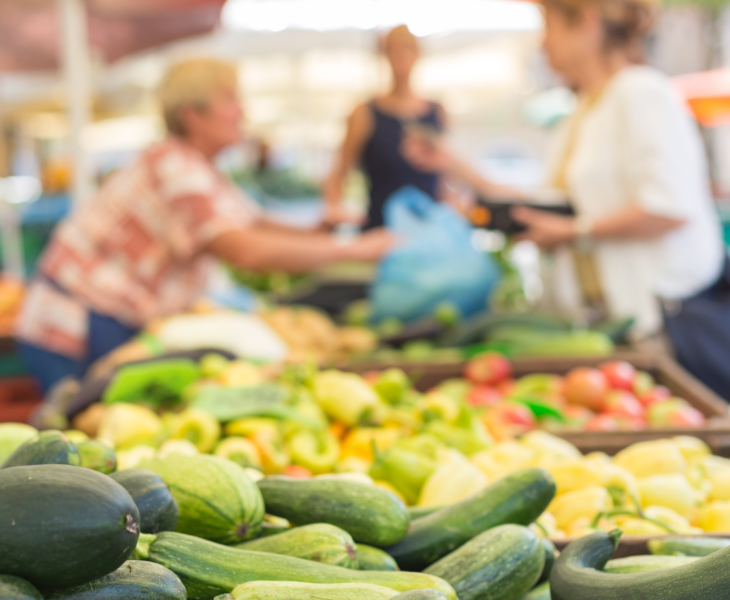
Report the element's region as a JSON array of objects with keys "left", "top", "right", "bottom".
[{"left": 58, "top": 0, "right": 94, "bottom": 209}]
